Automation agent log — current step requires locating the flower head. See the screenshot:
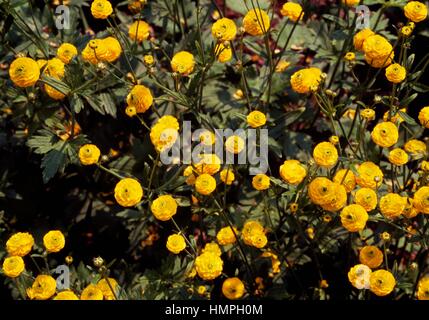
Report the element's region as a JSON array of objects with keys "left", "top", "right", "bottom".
[
  {"left": 2, "top": 256, "right": 25, "bottom": 278},
  {"left": 79, "top": 144, "right": 101, "bottom": 165},
  {"left": 6, "top": 232, "right": 34, "bottom": 257},
  {"left": 43, "top": 230, "right": 65, "bottom": 253},
  {"left": 166, "top": 234, "right": 186, "bottom": 254},
  {"left": 151, "top": 195, "right": 178, "bottom": 221},
  {"left": 171, "top": 51, "right": 195, "bottom": 75},
  {"left": 128, "top": 20, "right": 151, "bottom": 43},
  {"left": 243, "top": 9, "right": 270, "bottom": 36},
  {"left": 114, "top": 178, "right": 143, "bottom": 207},
  {"left": 91, "top": 0, "right": 113, "bottom": 19},
  {"left": 27, "top": 275, "right": 57, "bottom": 300},
  {"left": 369, "top": 270, "right": 396, "bottom": 296},
  {"left": 9, "top": 57, "right": 40, "bottom": 87},
  {"left": 279, "top": 160, "right": 307, "bottom": 185},
  {"left": 222, "top": 277, "right": 245, "bottom": 300},
  {"left": 212, "top": 17, "right": 237, "bottom": 41}
]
